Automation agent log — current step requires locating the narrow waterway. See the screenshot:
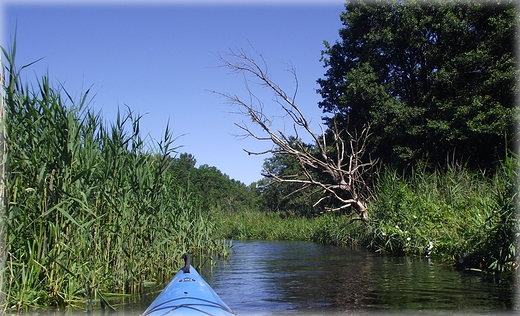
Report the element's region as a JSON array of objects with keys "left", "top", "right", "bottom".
[
  {"left": 21, "top": 240, "right": 517, "bottom": 315},
  {"left": 199, "top": 240, "right": 516, "bottom": 315}
]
